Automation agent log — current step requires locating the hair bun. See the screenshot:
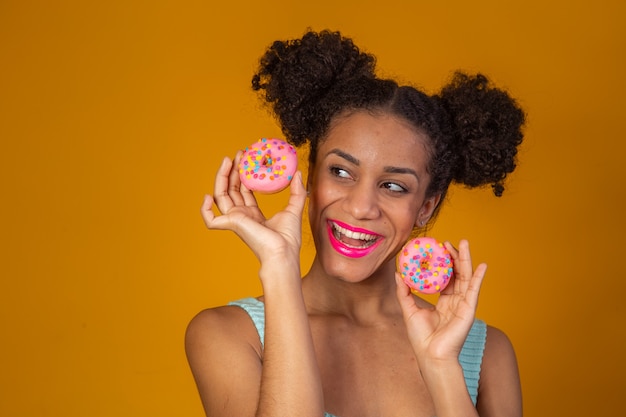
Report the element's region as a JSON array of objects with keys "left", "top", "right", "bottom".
[
  {"left": 252, "top": 30, "right": 377, "bottom": 146},
  {"left": 438, "top": 72, "right": 525, "bottom": 196}
]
